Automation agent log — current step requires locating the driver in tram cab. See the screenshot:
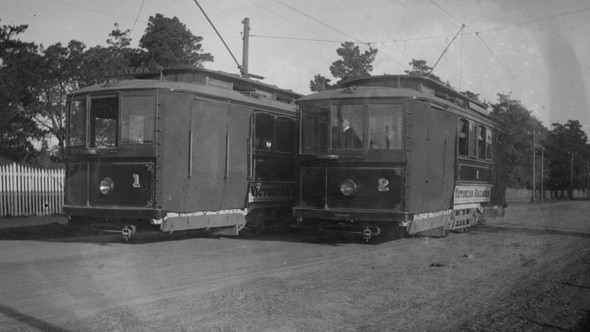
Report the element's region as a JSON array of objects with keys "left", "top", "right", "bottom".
[{"left": 341, "top": 117, "right": 363, "bottom": 149}]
